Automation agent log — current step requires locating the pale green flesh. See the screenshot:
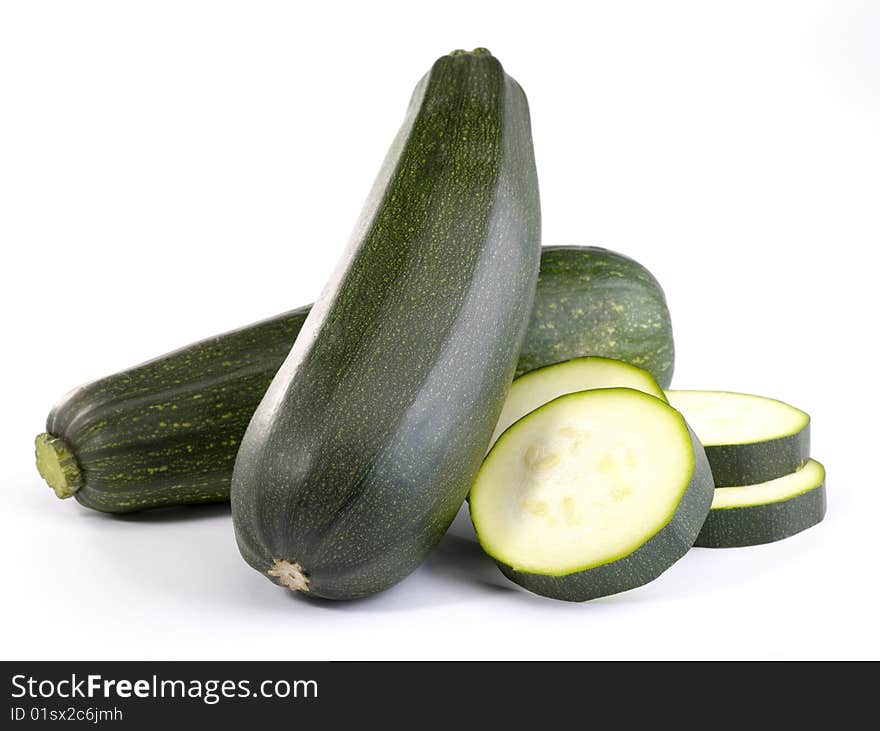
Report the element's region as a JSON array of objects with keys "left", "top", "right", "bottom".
[
  {"left": 712, "top": 459, "right": 825, "bottom": 509},
  {"left": 34, "top": 434, "right": 81, "bottom": 499},
  {"left": 491, "top": 357, "right": 666, "bottom": 447},
  {"left": 665, "top": 390, "right": 808, "bottom": 446},
  {"left": 472, "top": 388, "right": 694, "bottom": 575}
]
